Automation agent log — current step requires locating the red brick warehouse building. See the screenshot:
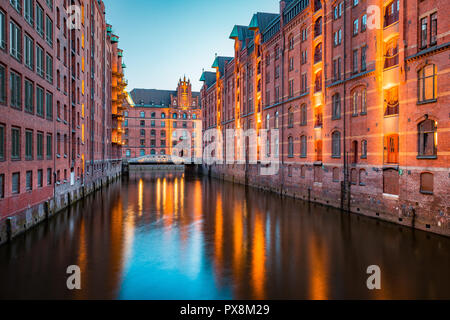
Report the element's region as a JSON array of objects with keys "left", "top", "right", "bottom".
[
  {"left": 200, "top": 0, "right": 450, "bottom": 236},
  {"left": 123, "top": 77, "right": 202, "bottom": 160},
  {"left": 0, "top": 0, "right": 128, "bottom": 244}
]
